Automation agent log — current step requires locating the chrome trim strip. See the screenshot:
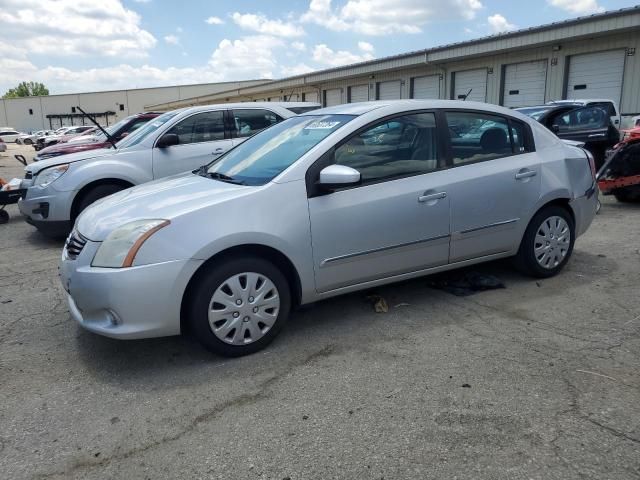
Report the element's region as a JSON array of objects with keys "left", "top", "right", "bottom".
[
  {"left": 460, "top": 218, "right": 519, "bottom": 235},
  {"left": 321, "top": 234, "right": 450, "bottom": 267}
]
